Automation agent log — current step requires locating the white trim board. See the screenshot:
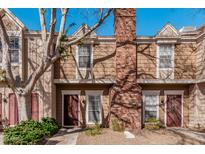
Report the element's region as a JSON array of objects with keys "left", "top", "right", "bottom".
[
  {"left": 61, "top": 90, "right": 81, "bottom": 127},
  {"left": 164, "top": 90, "right": 184, "bottom": 127}
]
